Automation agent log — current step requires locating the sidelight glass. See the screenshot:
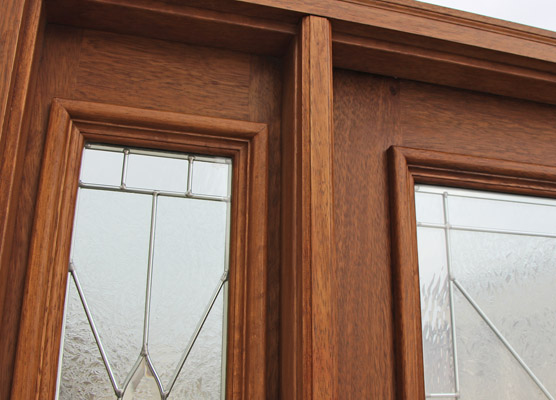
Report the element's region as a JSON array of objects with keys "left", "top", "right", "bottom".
[
  {"left": 56, "top": 144, "right": 232, "bottom": 400},
  {"left": 415, "top": 185, "right": 556, "bottom": 400}
]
